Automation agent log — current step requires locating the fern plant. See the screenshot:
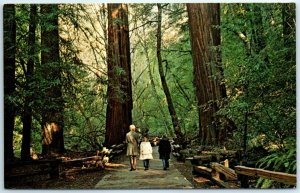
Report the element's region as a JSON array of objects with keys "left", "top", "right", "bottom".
[{"left": 255, "top": 143, "right": 296, "bottom": 188}]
